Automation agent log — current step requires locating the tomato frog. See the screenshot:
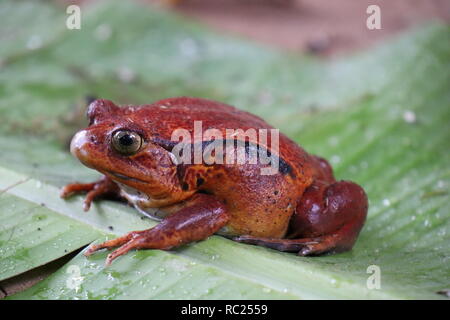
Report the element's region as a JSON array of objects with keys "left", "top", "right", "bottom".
[{"left": 61, "top": 97, "right": 368, "bottom": 265}]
